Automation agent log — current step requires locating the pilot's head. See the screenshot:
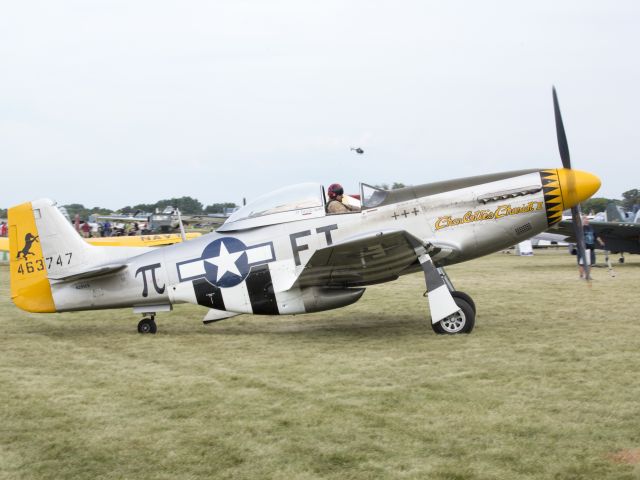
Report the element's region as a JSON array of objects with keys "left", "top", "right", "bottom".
[{"left": 328, "top": 183, "right": 344, "bottom": 200}]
